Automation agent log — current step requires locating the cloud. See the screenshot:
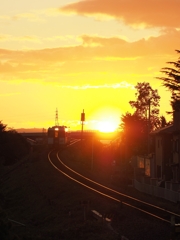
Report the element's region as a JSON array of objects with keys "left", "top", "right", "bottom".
[
  {"left": 0, "top": 34, "right": 41, "bottom": 43},
  {"left": 1, "top": 30, "right": 179, "bottom": 63},
  {"left": 13, "top": 8, "right": 61, "bottom": 22},
  {"left": 0, "top": 29, "right": 179, "bottom": 84},
  {"left": 19, "top": 35, "right": 41, "bottom": 43},
  {"left": 60, "top": 0, "right": 180, "bottom": 28},
  {"left": 12, "top": 12, "right": 41, "bottom": 22},
  {"left": 12, "top": 12, "right": 48, "bottom": 23},
  {"left": 61, "top": 82, "right": 135, "bottom": 89},
  {"left": 43, "top": 8, "right": 61, "bottom": 17},
  {"left": 0, "top": 34, "right": 10, "bottom": 41},
  {"left": 80, "top": 34, "right": 127, "bottom": 47},
  {"left": 0, "top": 8, "right": 59, "bottom": 24}
]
